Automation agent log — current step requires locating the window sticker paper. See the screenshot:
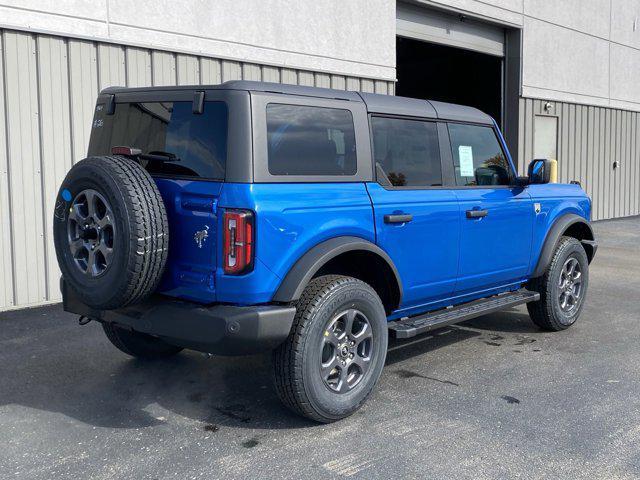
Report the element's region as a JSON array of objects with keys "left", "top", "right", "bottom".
[{"left": 459, "top": 145, "right": 474, "bottom": 177}]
